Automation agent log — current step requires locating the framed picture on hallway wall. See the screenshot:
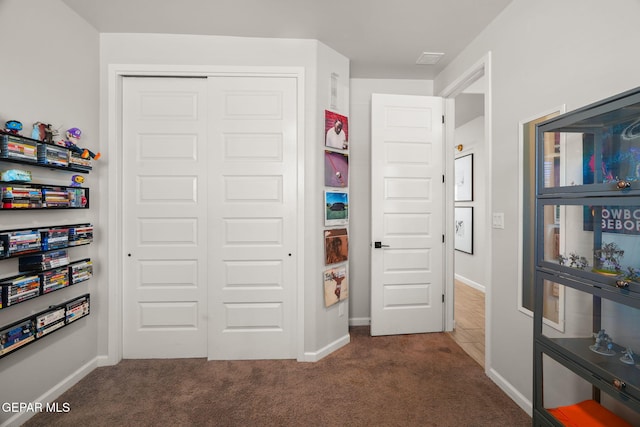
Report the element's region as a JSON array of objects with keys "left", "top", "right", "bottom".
[
  {"left": 454, "top": 207, "right": 473, "bottom": 254},
  {"left": 455, "top": 153, "right": 473, "bottom": 202}
]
